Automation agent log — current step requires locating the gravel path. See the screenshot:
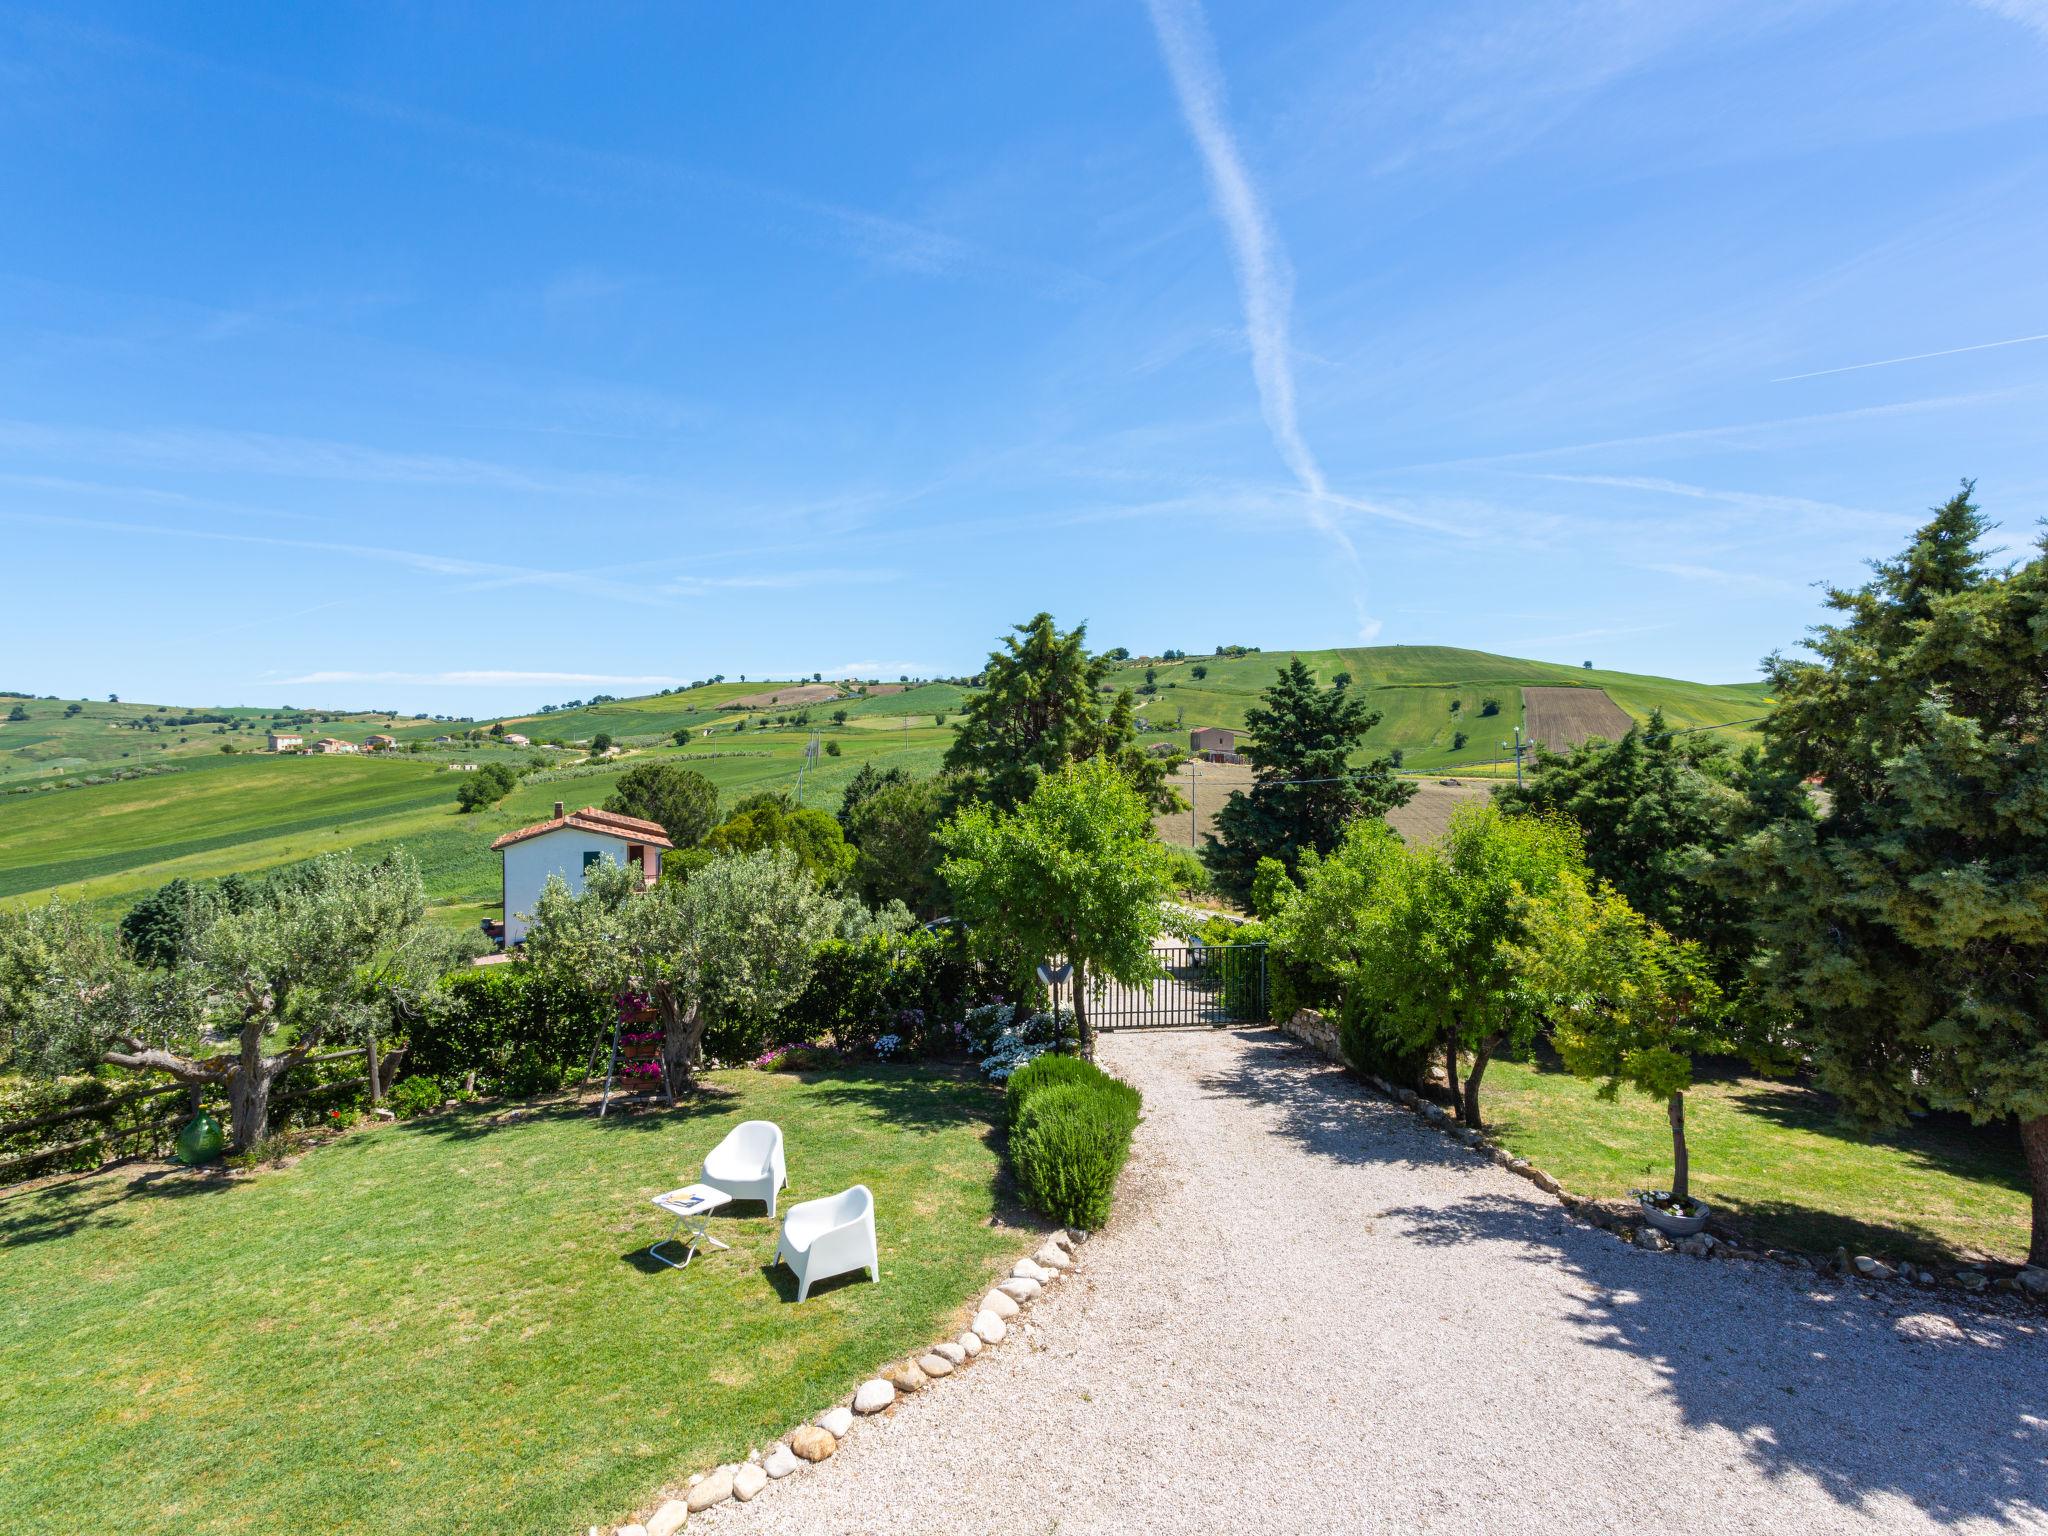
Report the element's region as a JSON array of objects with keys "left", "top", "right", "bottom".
[{"left": 699, "top": 1028, "right": 2048, "bottom": 1535}]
